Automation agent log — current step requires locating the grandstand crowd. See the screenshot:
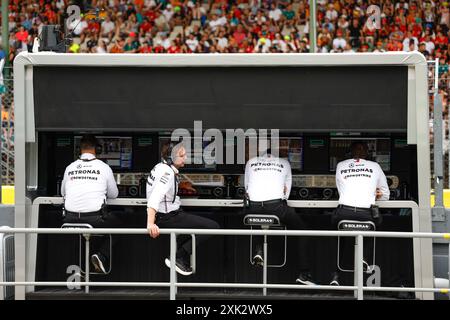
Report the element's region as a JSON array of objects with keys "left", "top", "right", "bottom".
[
  {"left": 0, "top": 0, "right": 449, "bottom": 102},
  {"left": 0, "top": 0, "right": 447, "bottom": 59}
]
